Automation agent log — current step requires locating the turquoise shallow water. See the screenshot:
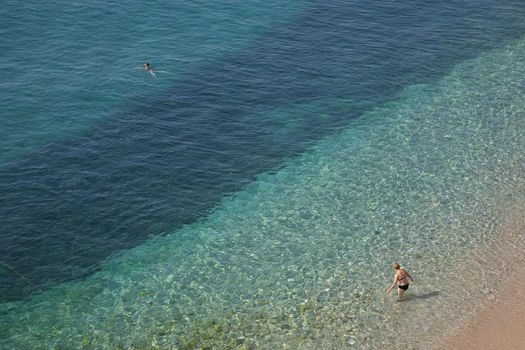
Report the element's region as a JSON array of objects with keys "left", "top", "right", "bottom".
[{"left": 3, "top": 34, "right": 525, "bottom": 349}]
